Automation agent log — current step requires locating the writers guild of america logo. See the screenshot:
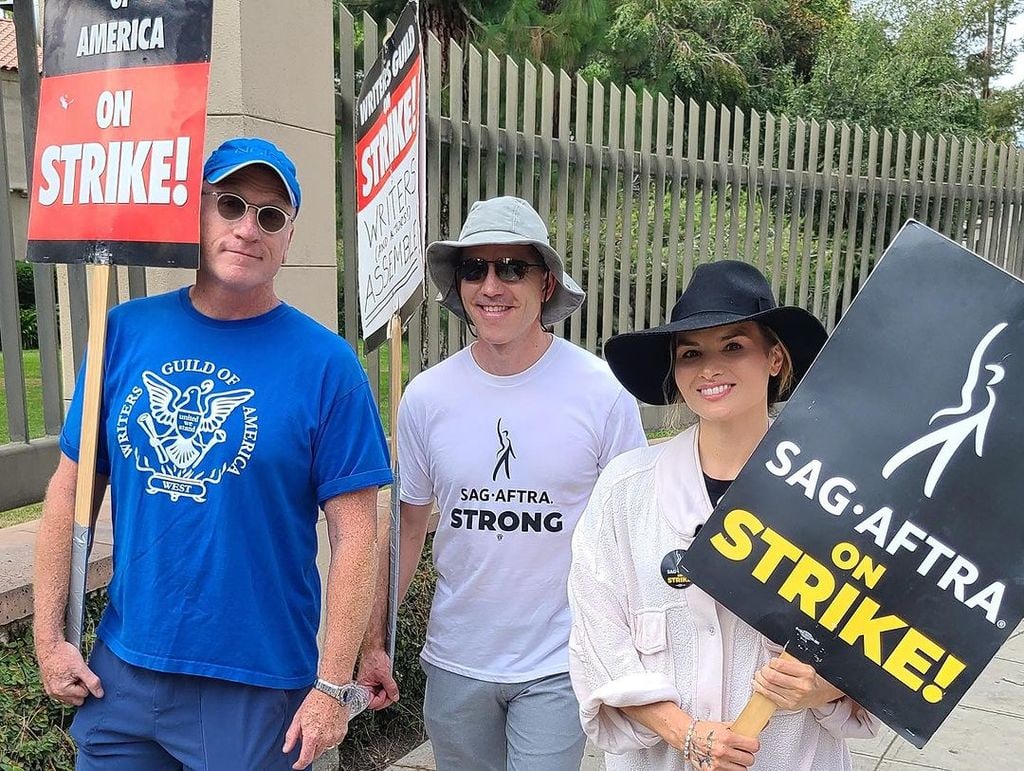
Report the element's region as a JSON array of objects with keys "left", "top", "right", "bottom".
[
  {"left": 882, "top": 322, "right": 1008, "bottom": 498},
  {"left": 116, "top": 361, "right": 258, "bottom": 503},
  {"left": 492, "top": 418, "right": 516, "bottom": 481}
]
